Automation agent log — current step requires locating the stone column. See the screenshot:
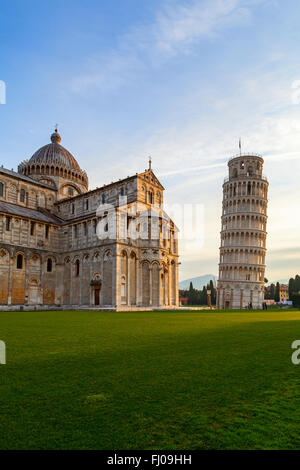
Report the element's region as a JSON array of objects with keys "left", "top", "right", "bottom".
[
  {"left": 55, "top": 258, "right": 64, "bottom": 306},
  {"left": 113, "top": 249, "right": 119, "bottom": 308},
  {"left": 40, "top": 255, "right": 45, "bottom": 305},
  {"left": 25, "top": 252, "right": 30, "bottom": 305},
  {"left": 136, "top": 260, "right": 142, "bottom": 306},
  {"left": 89, "top": 252, "right": 93, "bottom": 306},
  {"left": 79, "top": 255, "right": 82, "bottom": 306},
  {"left": 69, "top": 259, "right": 73, "bottom": 306},
  {"left": 175, "top": 262, "right": 179, "bottom": 306},
  {"left": 126, "top": 254, "right": 129, "bottom": 306},
  {"left": 168, "top": 265, "right": 171, "bottom": 306},
  {"left": 100, "top": 249, "right": 104, "bottom": 306},
  {"left": 158, "top": 266, "right": 162, "bottom": 307},
  {"left": 240, "top": 289, "right": 243, "bottom": 309},
  {"left": 149, "top": 265, "right": 152, "bottom": 306},
  {"left": 8, "top": 252, "right": 13, "bottom": 305},
  {"left": 165, "top": 270, "right": 168, "bottom": 306},
  {"left": 135, "top": 256, "right": 138, "bottom": 306}
]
